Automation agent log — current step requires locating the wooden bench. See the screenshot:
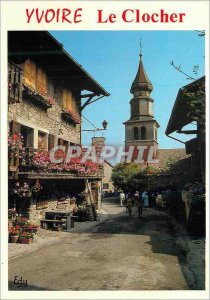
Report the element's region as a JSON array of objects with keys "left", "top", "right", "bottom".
[
  {"left": 40, "top": 219, "right": 64, "bottom": 231},
  {"left": 40, "top": 215, "right": 79, "bottom": 230}
]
